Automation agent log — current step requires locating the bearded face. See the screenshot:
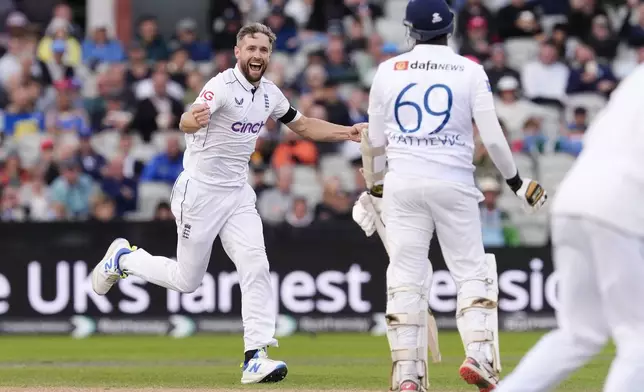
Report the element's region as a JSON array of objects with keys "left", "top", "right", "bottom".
[{"left": 234, "top": 33, "right": 271, "bottom": 83}]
